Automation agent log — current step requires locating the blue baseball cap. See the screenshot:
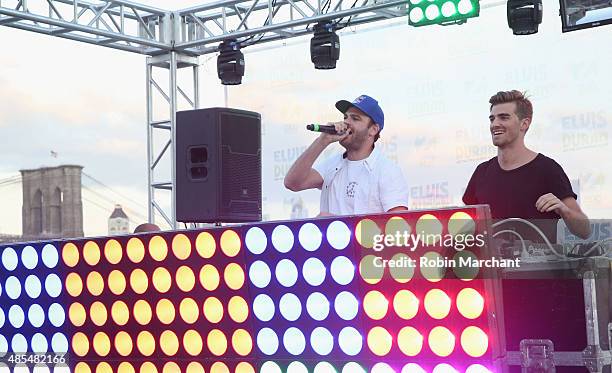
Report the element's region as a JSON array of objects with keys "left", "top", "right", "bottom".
[{"left": 335, "top": 94, "right": 385, "bottom": 130}]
